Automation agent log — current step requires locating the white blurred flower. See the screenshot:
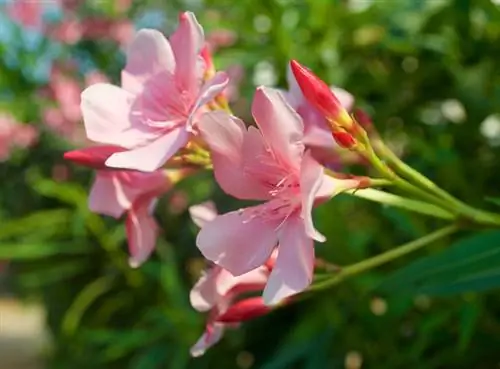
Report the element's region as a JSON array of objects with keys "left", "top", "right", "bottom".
[{"left": 440, "top": 99, "right": 466, "bottom": 124}]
